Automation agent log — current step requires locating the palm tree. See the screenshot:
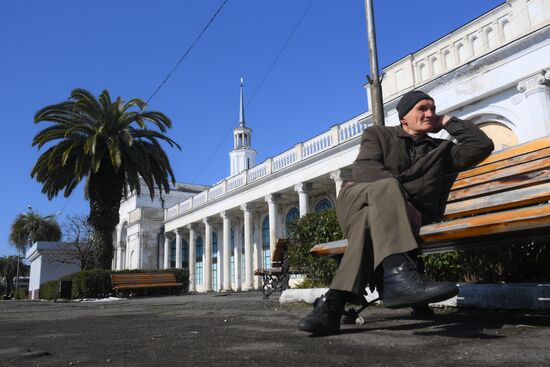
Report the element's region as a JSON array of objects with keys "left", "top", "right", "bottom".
[
  {"left": 9, "top": 210, "right": 62, "bottom": 253},
  {"left": 0, "top": 256, "right": 28, "bottom": 298},
  {"left": 31, "top": 88, "right": 180, "bottom": 269}
]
